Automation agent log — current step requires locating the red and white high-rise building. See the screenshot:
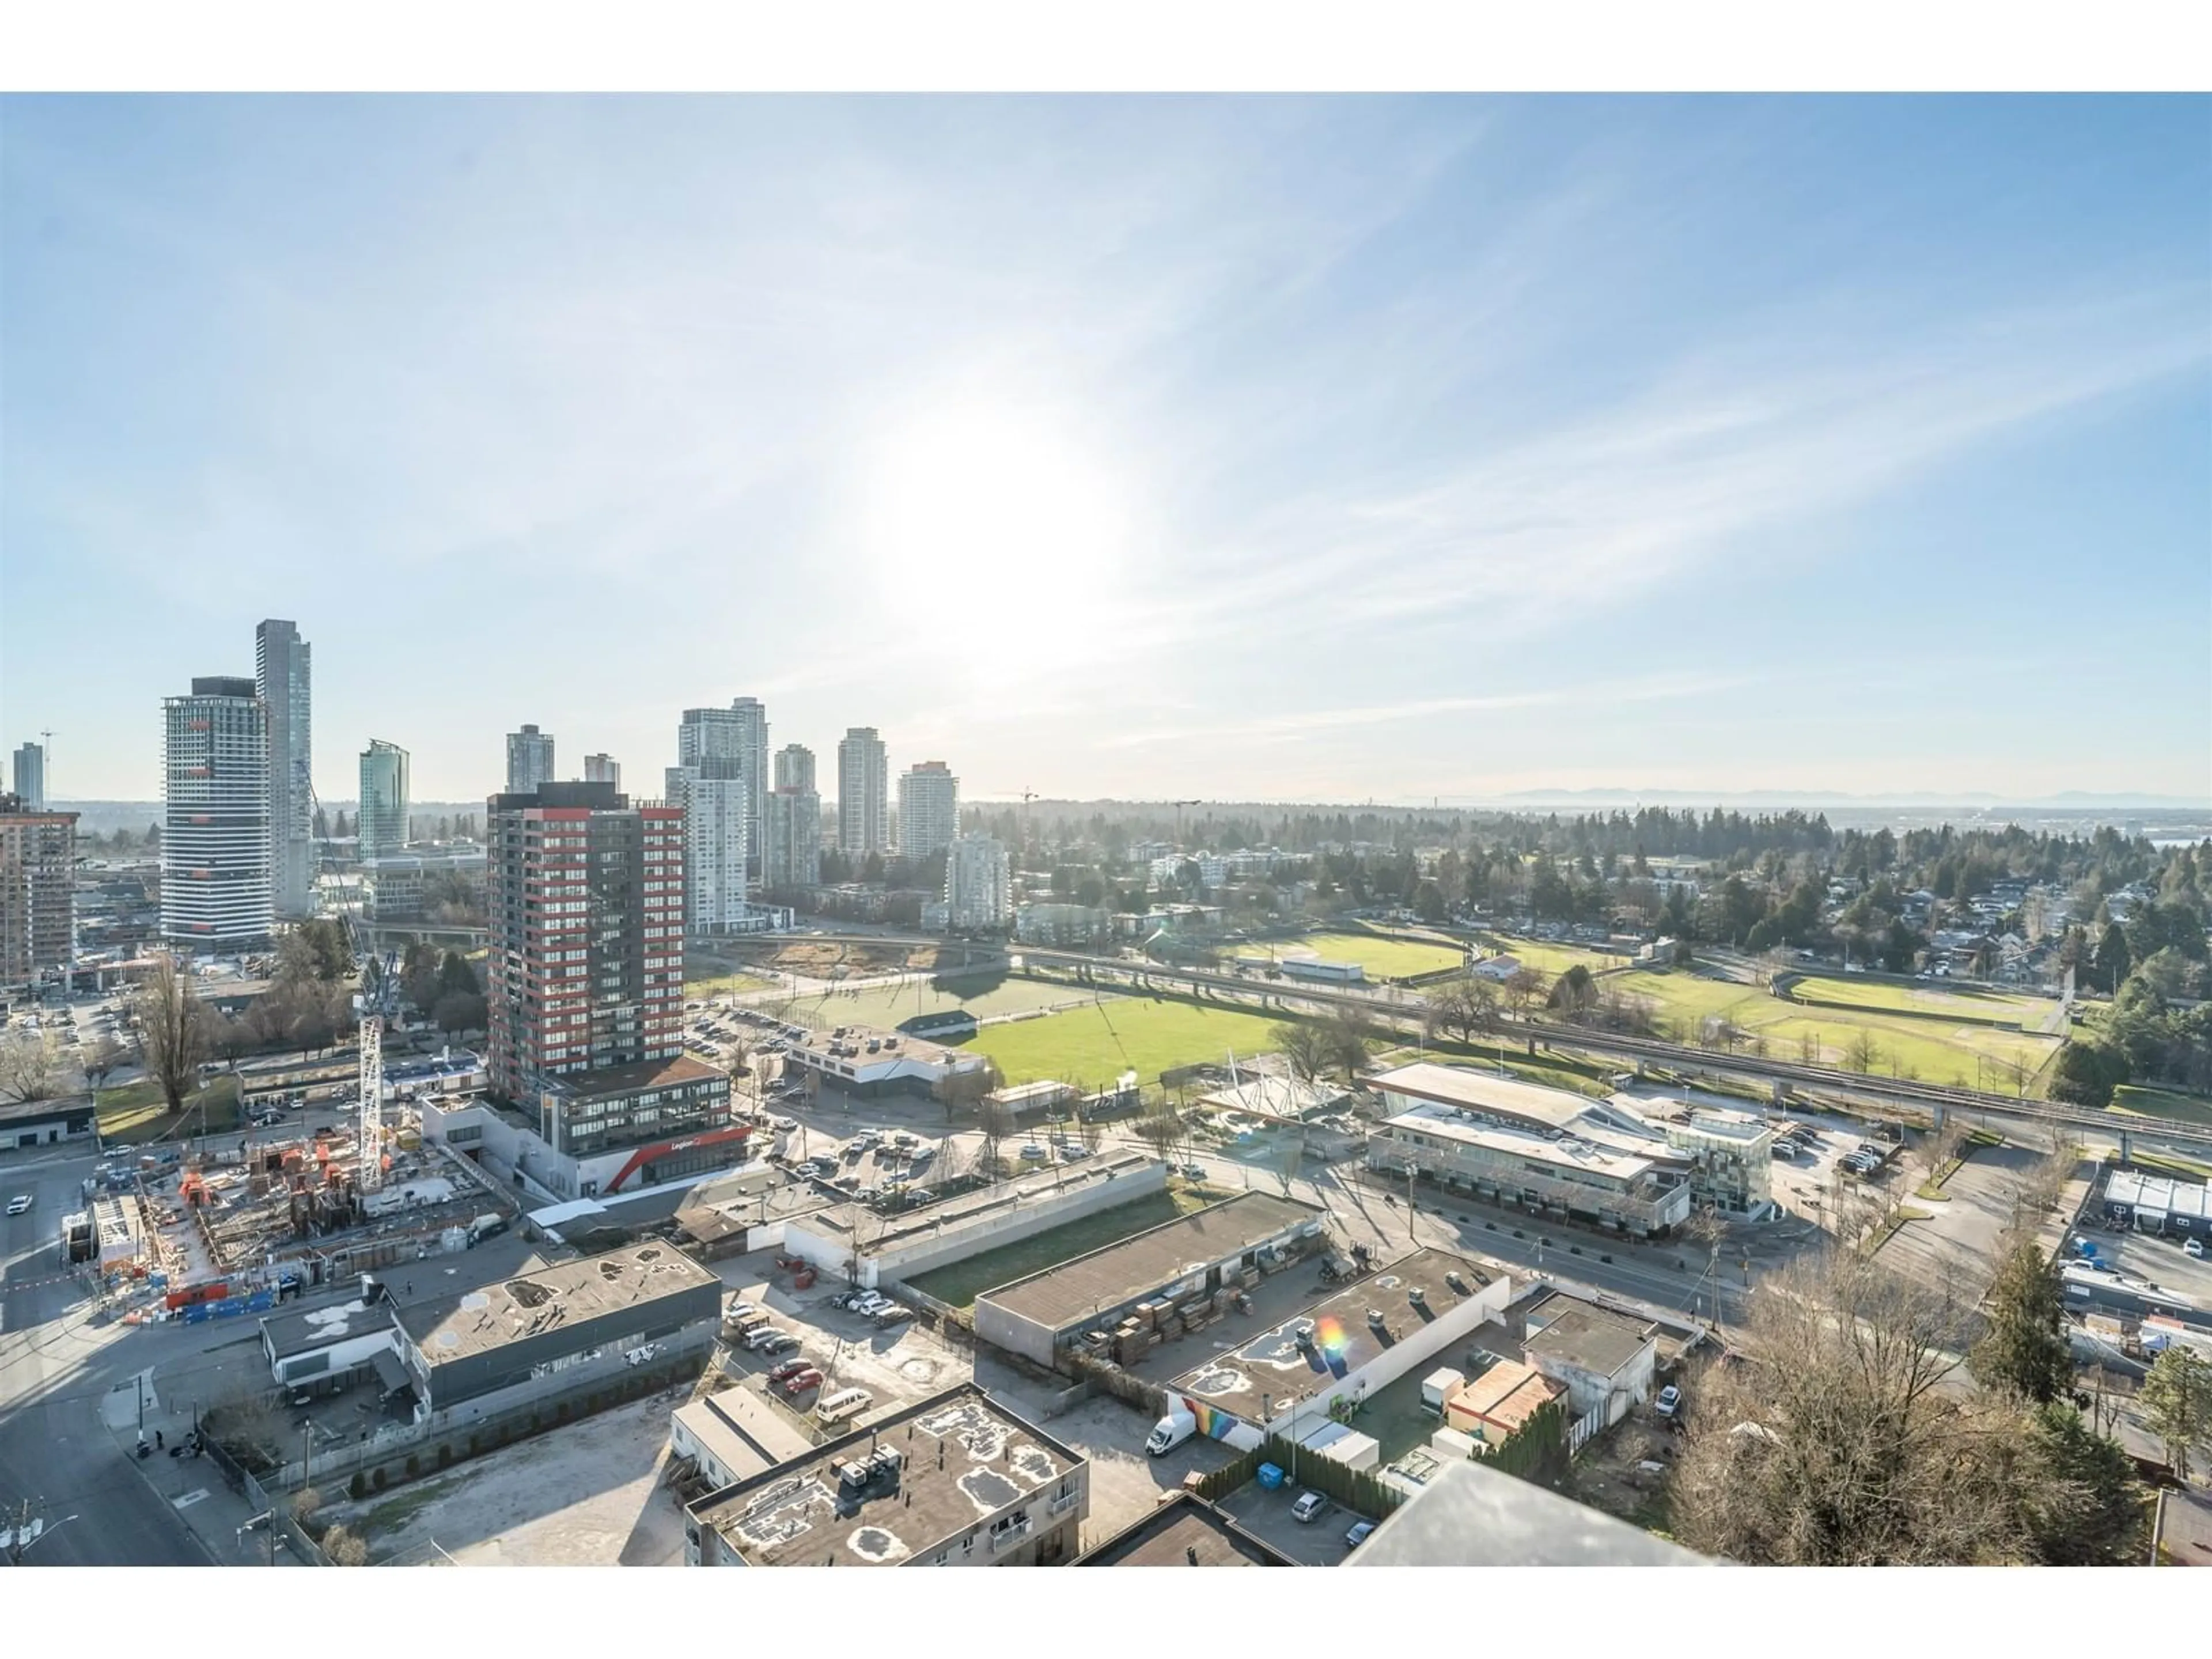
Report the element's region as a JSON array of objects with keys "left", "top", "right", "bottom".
[{"left": 486, "top": 781, "right": 729, "bottom": 1183}]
